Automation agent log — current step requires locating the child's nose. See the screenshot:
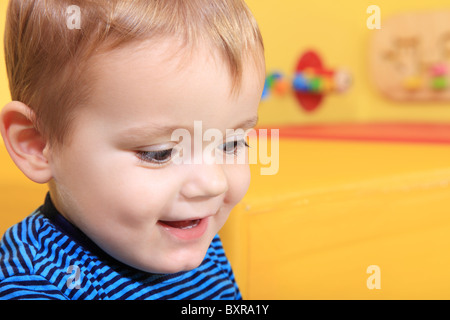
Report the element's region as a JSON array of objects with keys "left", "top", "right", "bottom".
[{"left": 180, "top": 163, "right": 229, "bottom": 199}]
